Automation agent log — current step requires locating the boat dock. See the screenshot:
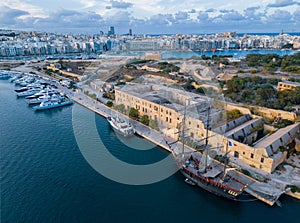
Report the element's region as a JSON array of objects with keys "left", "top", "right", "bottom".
[{"left": 63, "top": 87, "right": 287, "bottom": 206}]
